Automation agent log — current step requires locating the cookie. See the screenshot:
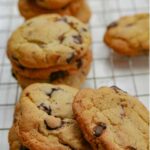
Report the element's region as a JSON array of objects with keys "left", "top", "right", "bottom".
[
  {"left": 73, "top": 86, "right": 149, "bottom": 150},
  {"left": 7, "top": 14, "right": 91, "bottom": 69},
  {"left": 11, "top": 50, "right": 92, "bottom": 80},
  {"left": 13, "top": 83, "right": 91, "bottom": 149},
  {"left": 18, "top": 0, "right": 81, "bottom": 19},
  {"left": 36, "top": 0, "right": 74, "bottom": 10},
  {"left": 12, "top": 62, "right": 90, "bottom": 88},
  {"left": 104, "top": 13, "right": 149, "bottom": 56}
]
